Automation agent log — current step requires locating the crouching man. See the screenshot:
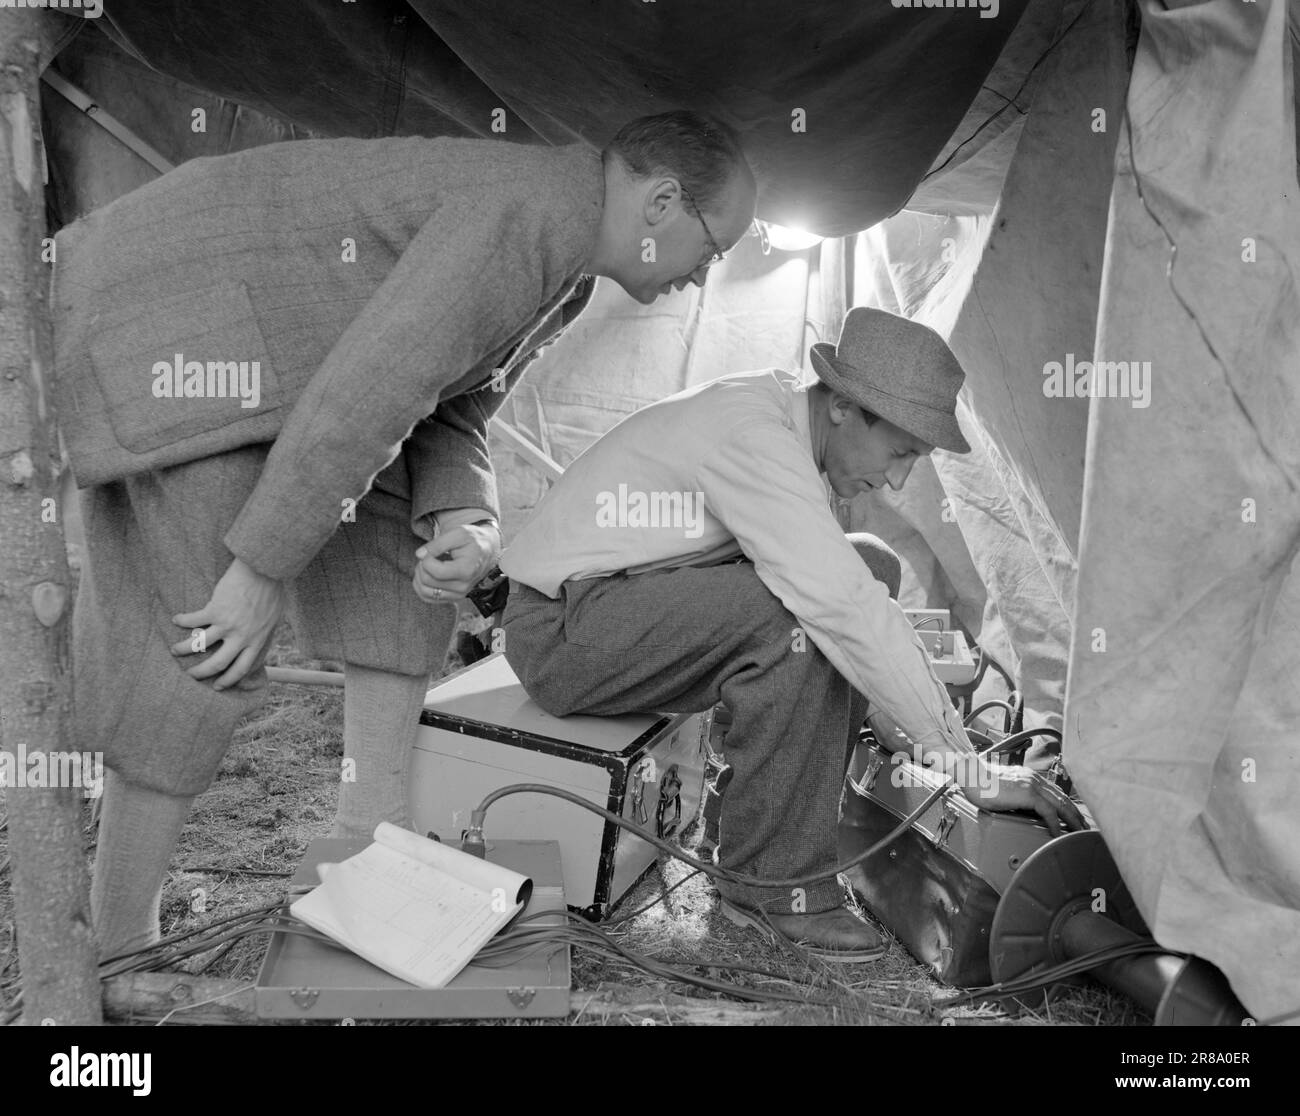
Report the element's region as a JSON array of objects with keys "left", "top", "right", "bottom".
[{"left": 492, "top": 307, "right": 1083, "bottom": 961}]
